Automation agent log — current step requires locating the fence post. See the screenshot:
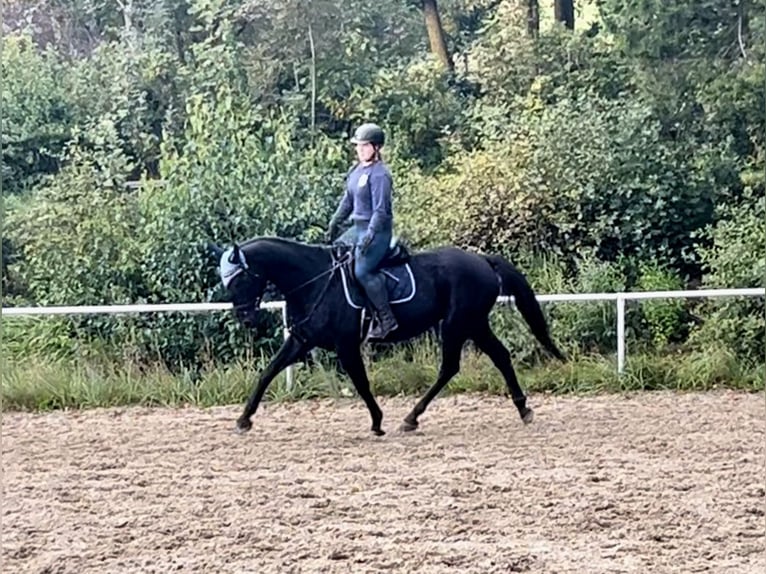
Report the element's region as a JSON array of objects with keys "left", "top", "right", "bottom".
[
  {"left": 616, "top": 293, "right": 626, "bottom": 374},
  {"left": 281, "top": 303, "right": 294, "bottom": 390}
]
